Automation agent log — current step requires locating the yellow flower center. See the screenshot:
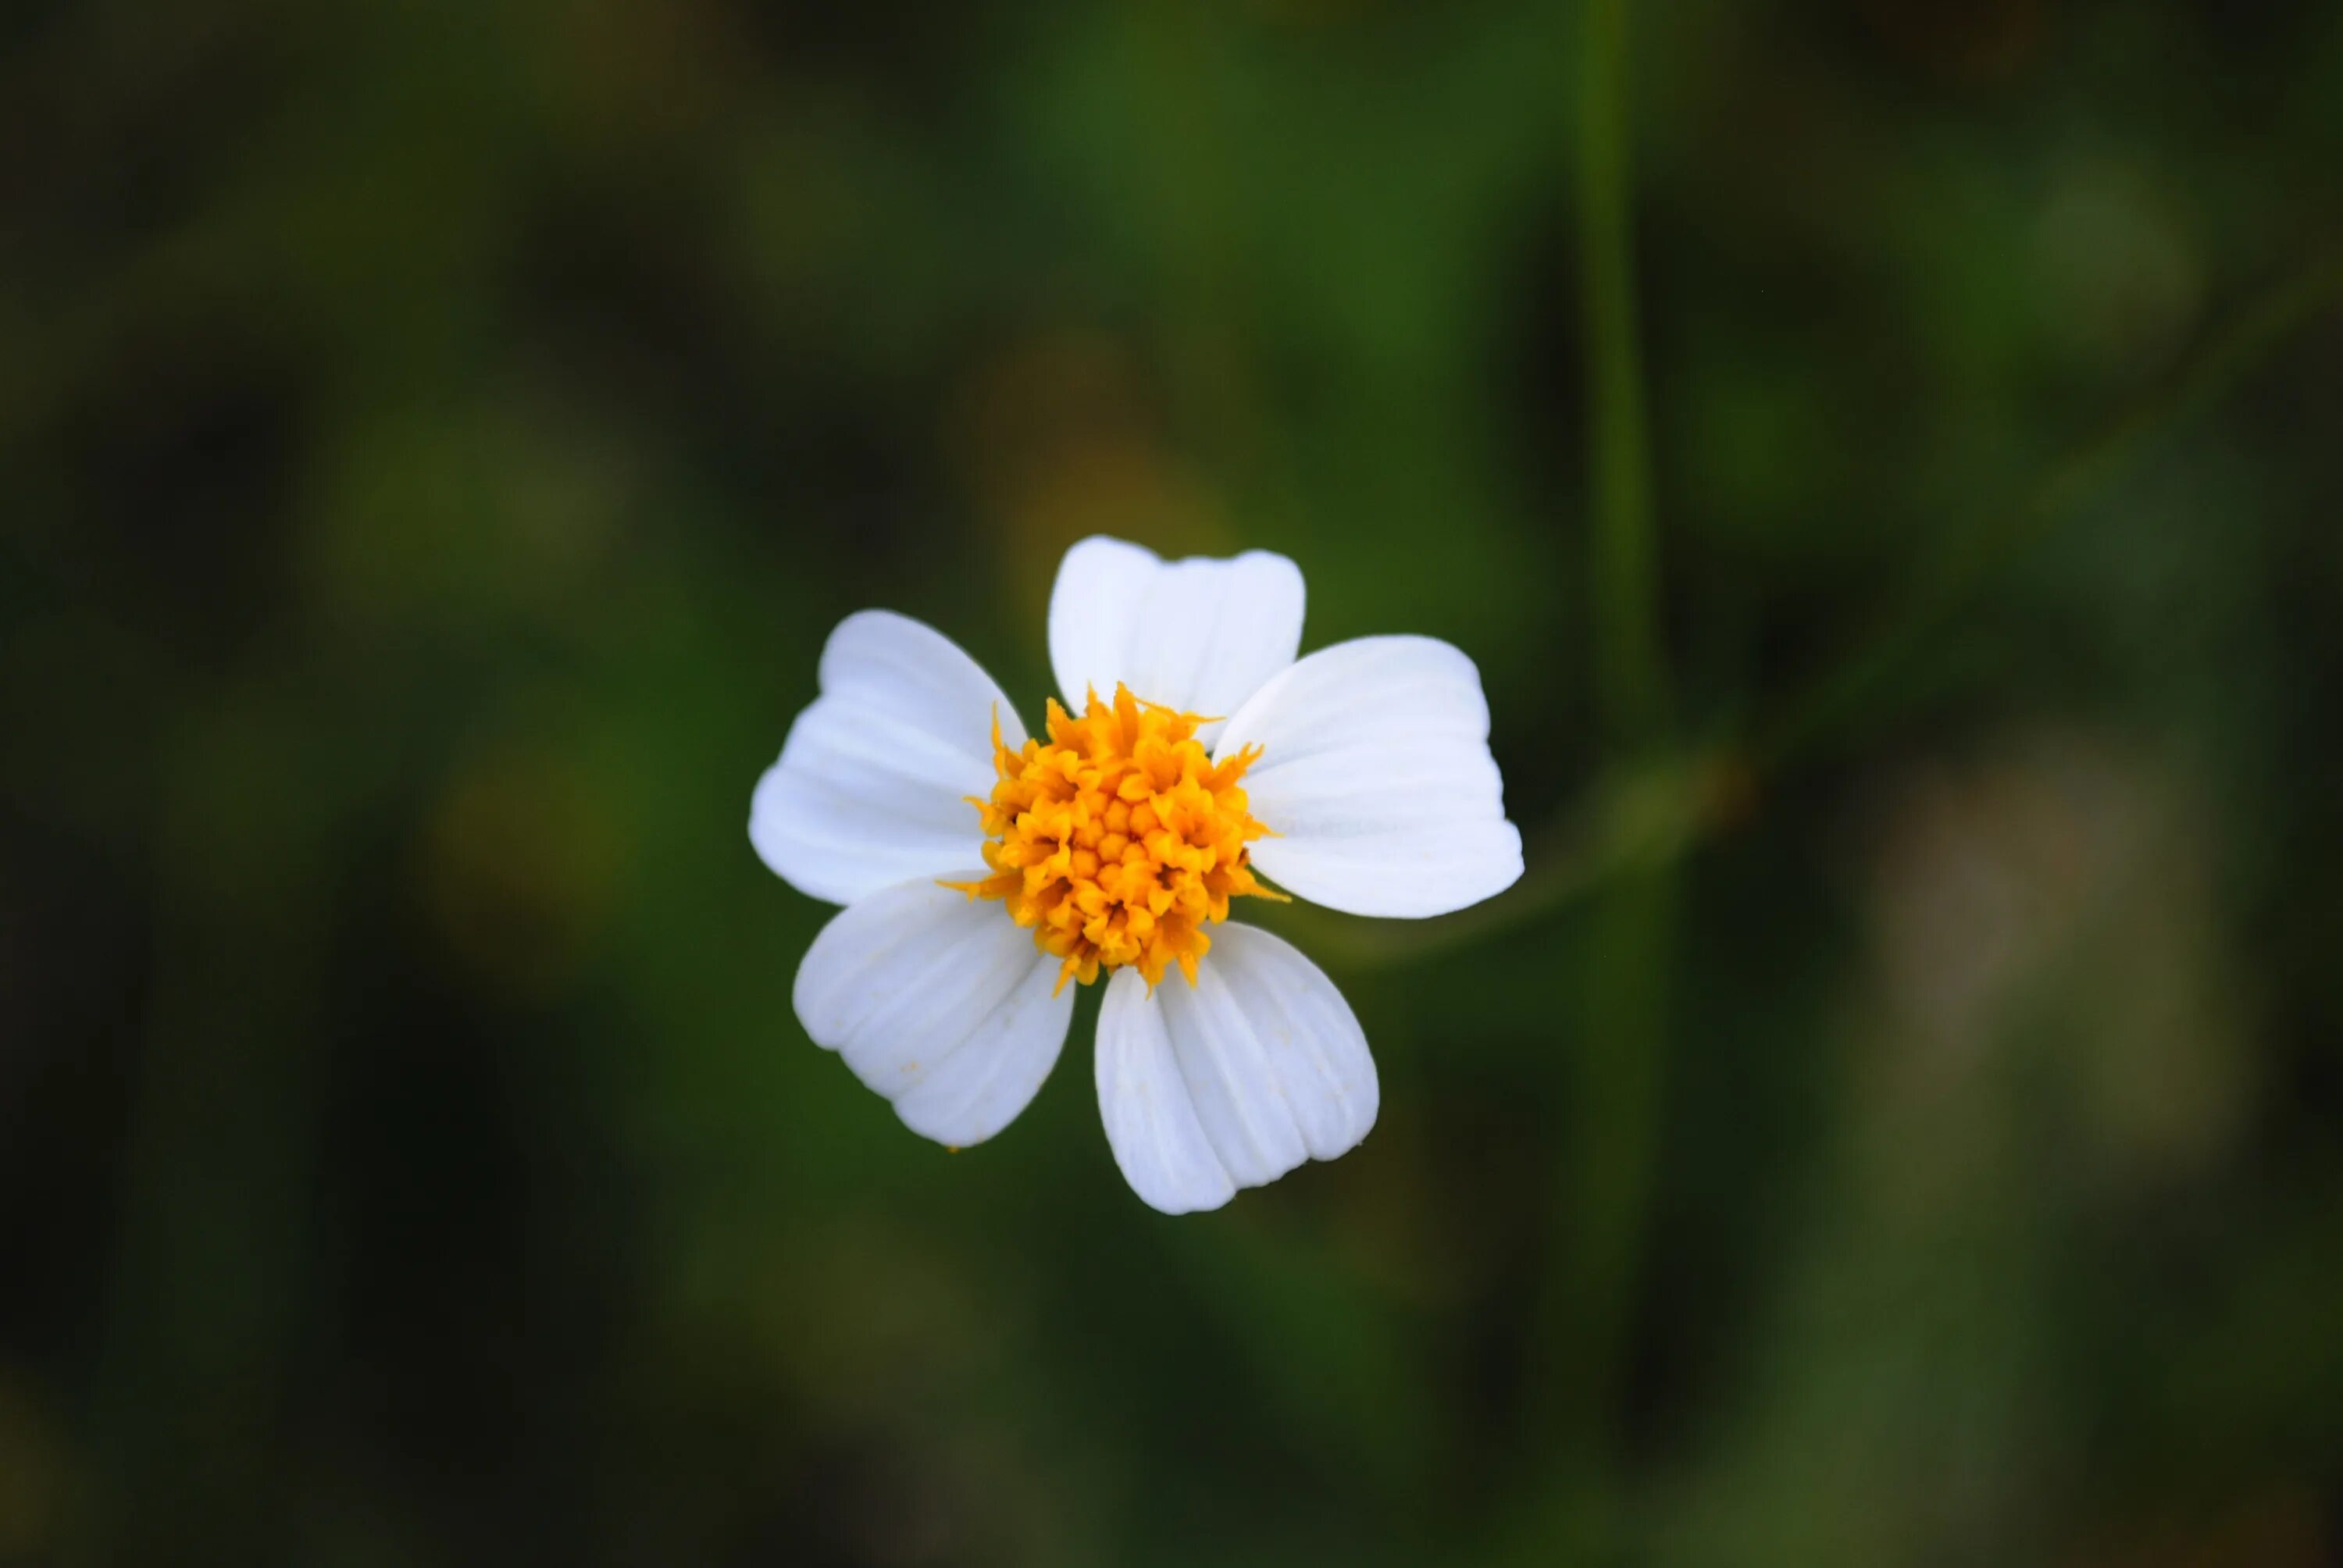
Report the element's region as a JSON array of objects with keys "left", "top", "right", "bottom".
[{"left": 947, "top": 683, "right": 1283, "bottom": 992}]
